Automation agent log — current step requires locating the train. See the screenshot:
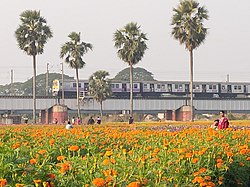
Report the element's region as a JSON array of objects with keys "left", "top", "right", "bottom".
[{"left": 52, "top": 79, "right": 250, "bottom": 99}]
